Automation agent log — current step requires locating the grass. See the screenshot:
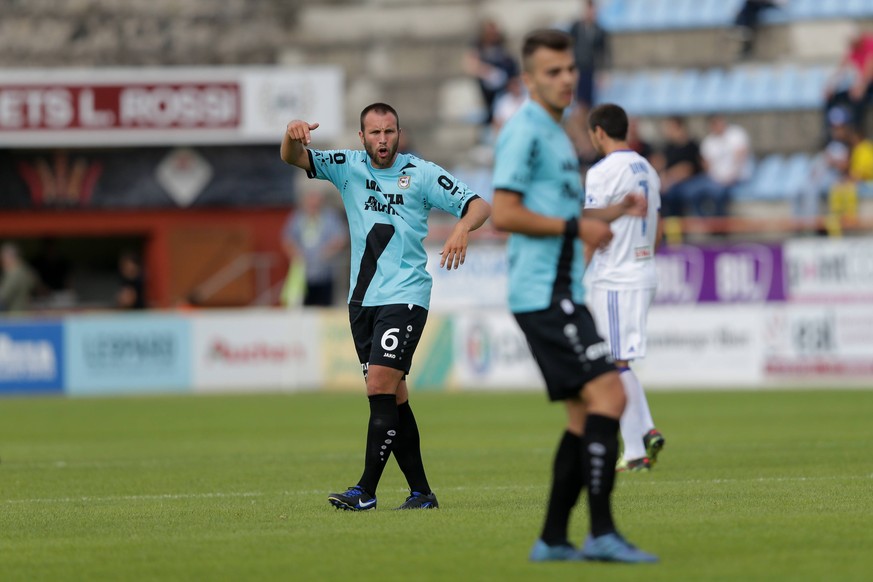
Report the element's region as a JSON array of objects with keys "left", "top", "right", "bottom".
[{"left": 2, "top": 389, "right": 873, "bottom": 581}]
